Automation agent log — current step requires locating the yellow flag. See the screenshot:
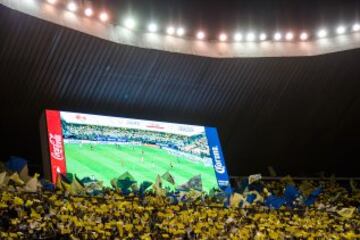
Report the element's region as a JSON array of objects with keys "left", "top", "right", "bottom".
[
  {"left": 337, "top": 207, "right": 356, "bottom": 218},
  {"left": 350, "top": 179, "right": 359, "bottom": 192},
  {"left": 299, "top": 180, "right": 314, "bottom": 196},
  {"left": 153, "top": 175, "right": 165, "bottom": 197},
  {"left": 267, "top": 166, "right": 277, "bottom": 177},
  {"left": 14, "top": 196, "right": 24, "bottom": 206},
  {"left": 19, "top": 164, "right": 31, "bottom": 182},
  {"left": 70, "top": 176, "right": 85, "bottom": 195},
  {"left": 247, "top": 191, "right": 264, "bottom": 203},
  {"left": 281, "top": 175, "right": 294, "bottom": 185},
  {"left": 111, "top": 178, "right": 118, "bottom": 190},
  {"left": 0, "top": 172, "right": 8, "bottom": 186},
  {"left": 24, "top": 173, "right": 41, "bottom": 192},
  {"left": 55, "top": 174, "right": 63, "bottom": 191},
  {"left": 62, "top": 180, "right": 74, "bottom": 194},
  {"left": 9, "top": 172, "right": 24, "bottom": 185},
  {"left": 248, "top": 174, "right": 262, "bottom": 184},
  {"left": 30, "top": 208, "right": 41, "bottom": 219},
  {"left": 230, "top": 193, "right": 245, "bottom": 208}
]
